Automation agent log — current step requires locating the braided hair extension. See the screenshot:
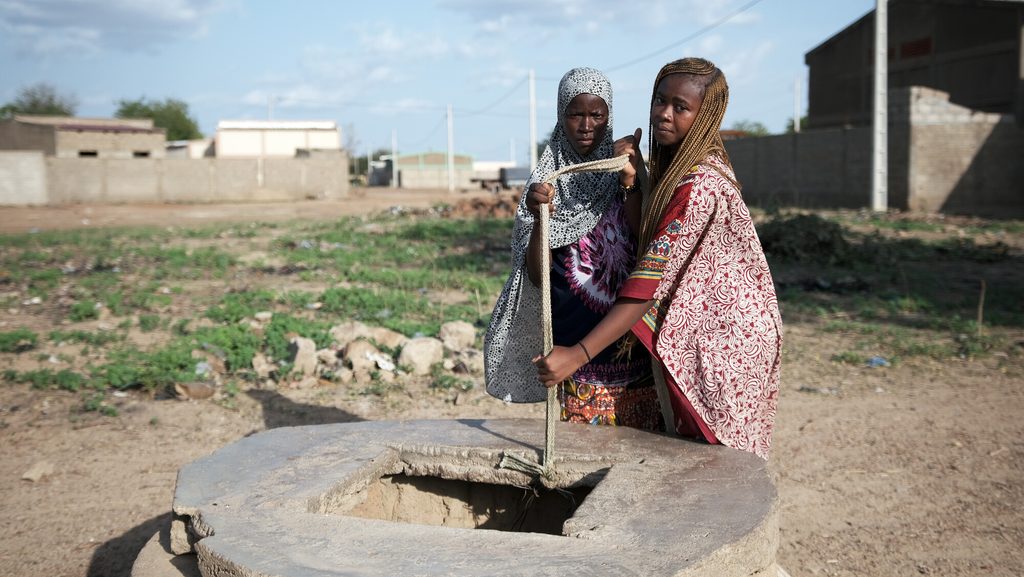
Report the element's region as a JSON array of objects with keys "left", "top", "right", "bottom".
[{"left": 637, "top": 58, "right": 737, "bottom": 257}]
